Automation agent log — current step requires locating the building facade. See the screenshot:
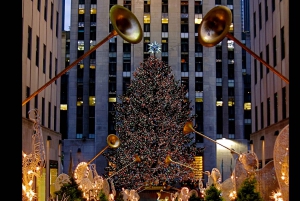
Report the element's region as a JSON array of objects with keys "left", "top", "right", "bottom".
[
  {"left": 63, "top": 0, "right": 251, "bottom": 184},
  {"left": 249, "top": 0, "right": 289, "bottom": 168},
  {"left": 22, "top": 0, "right": 63, "bottom": 199}
]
